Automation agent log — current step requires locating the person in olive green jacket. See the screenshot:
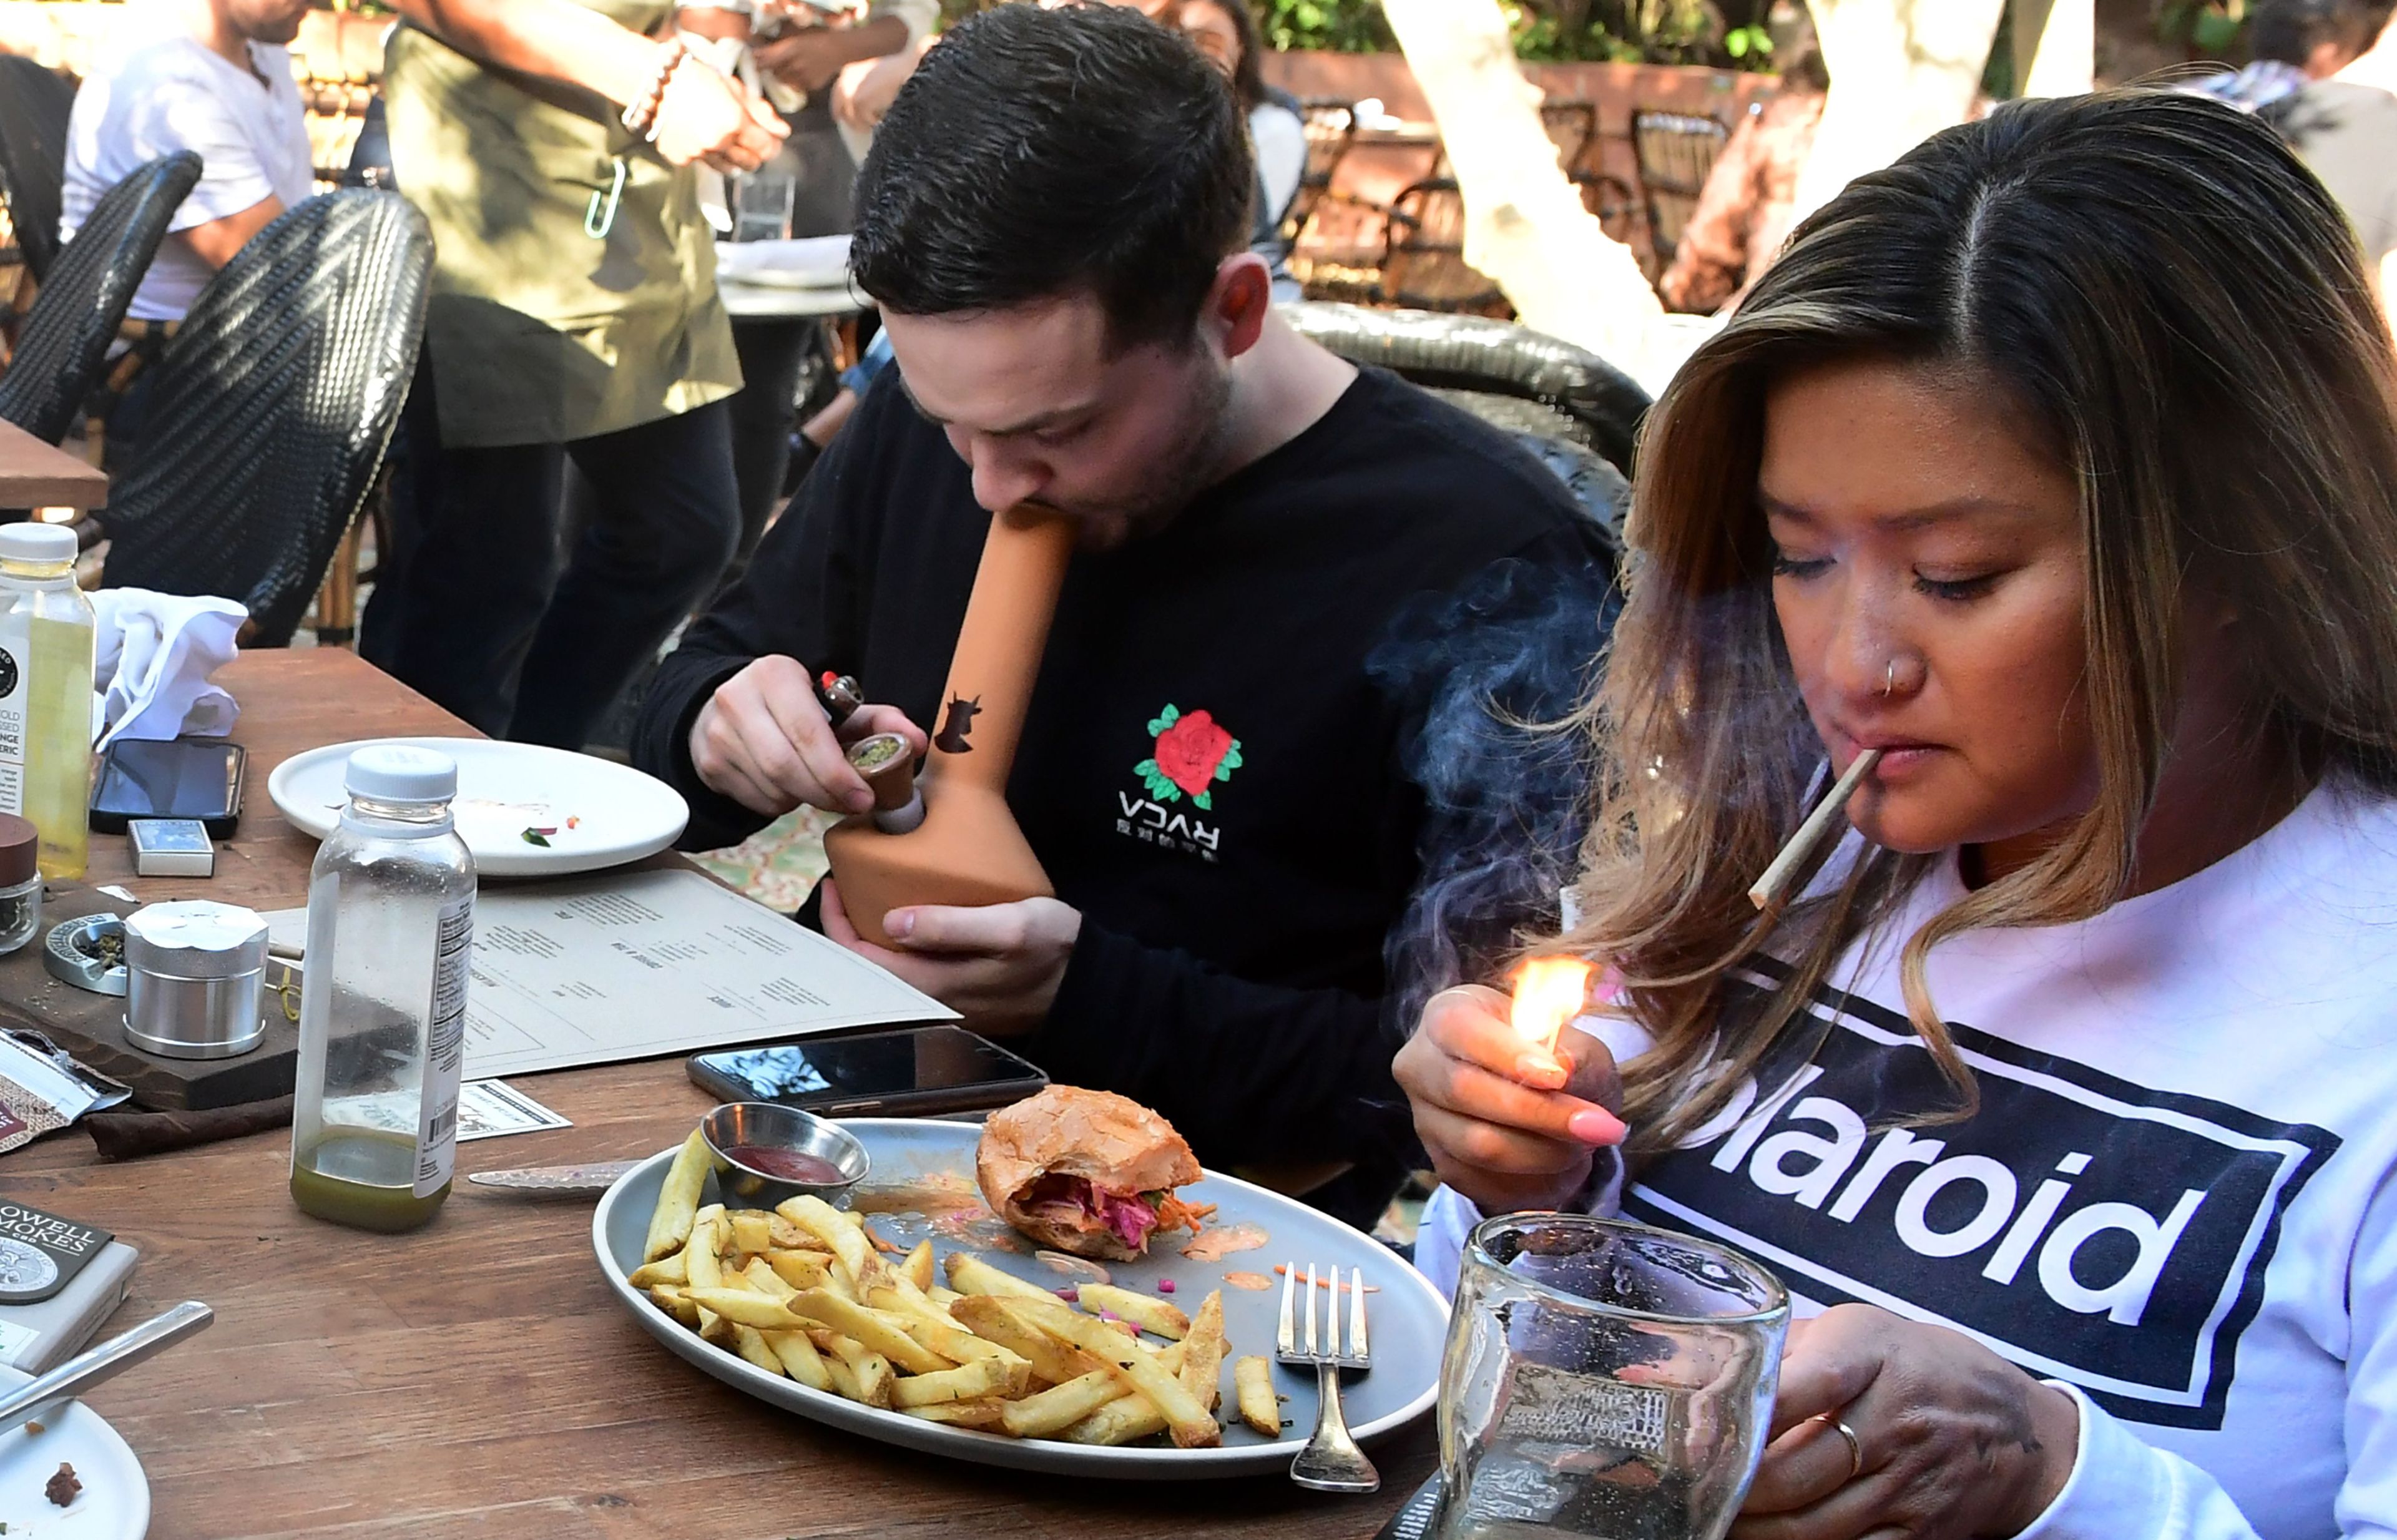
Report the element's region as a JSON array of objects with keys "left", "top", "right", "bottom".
[{"left": 361, "top": 0, "right": 787, "bottom": 749}]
